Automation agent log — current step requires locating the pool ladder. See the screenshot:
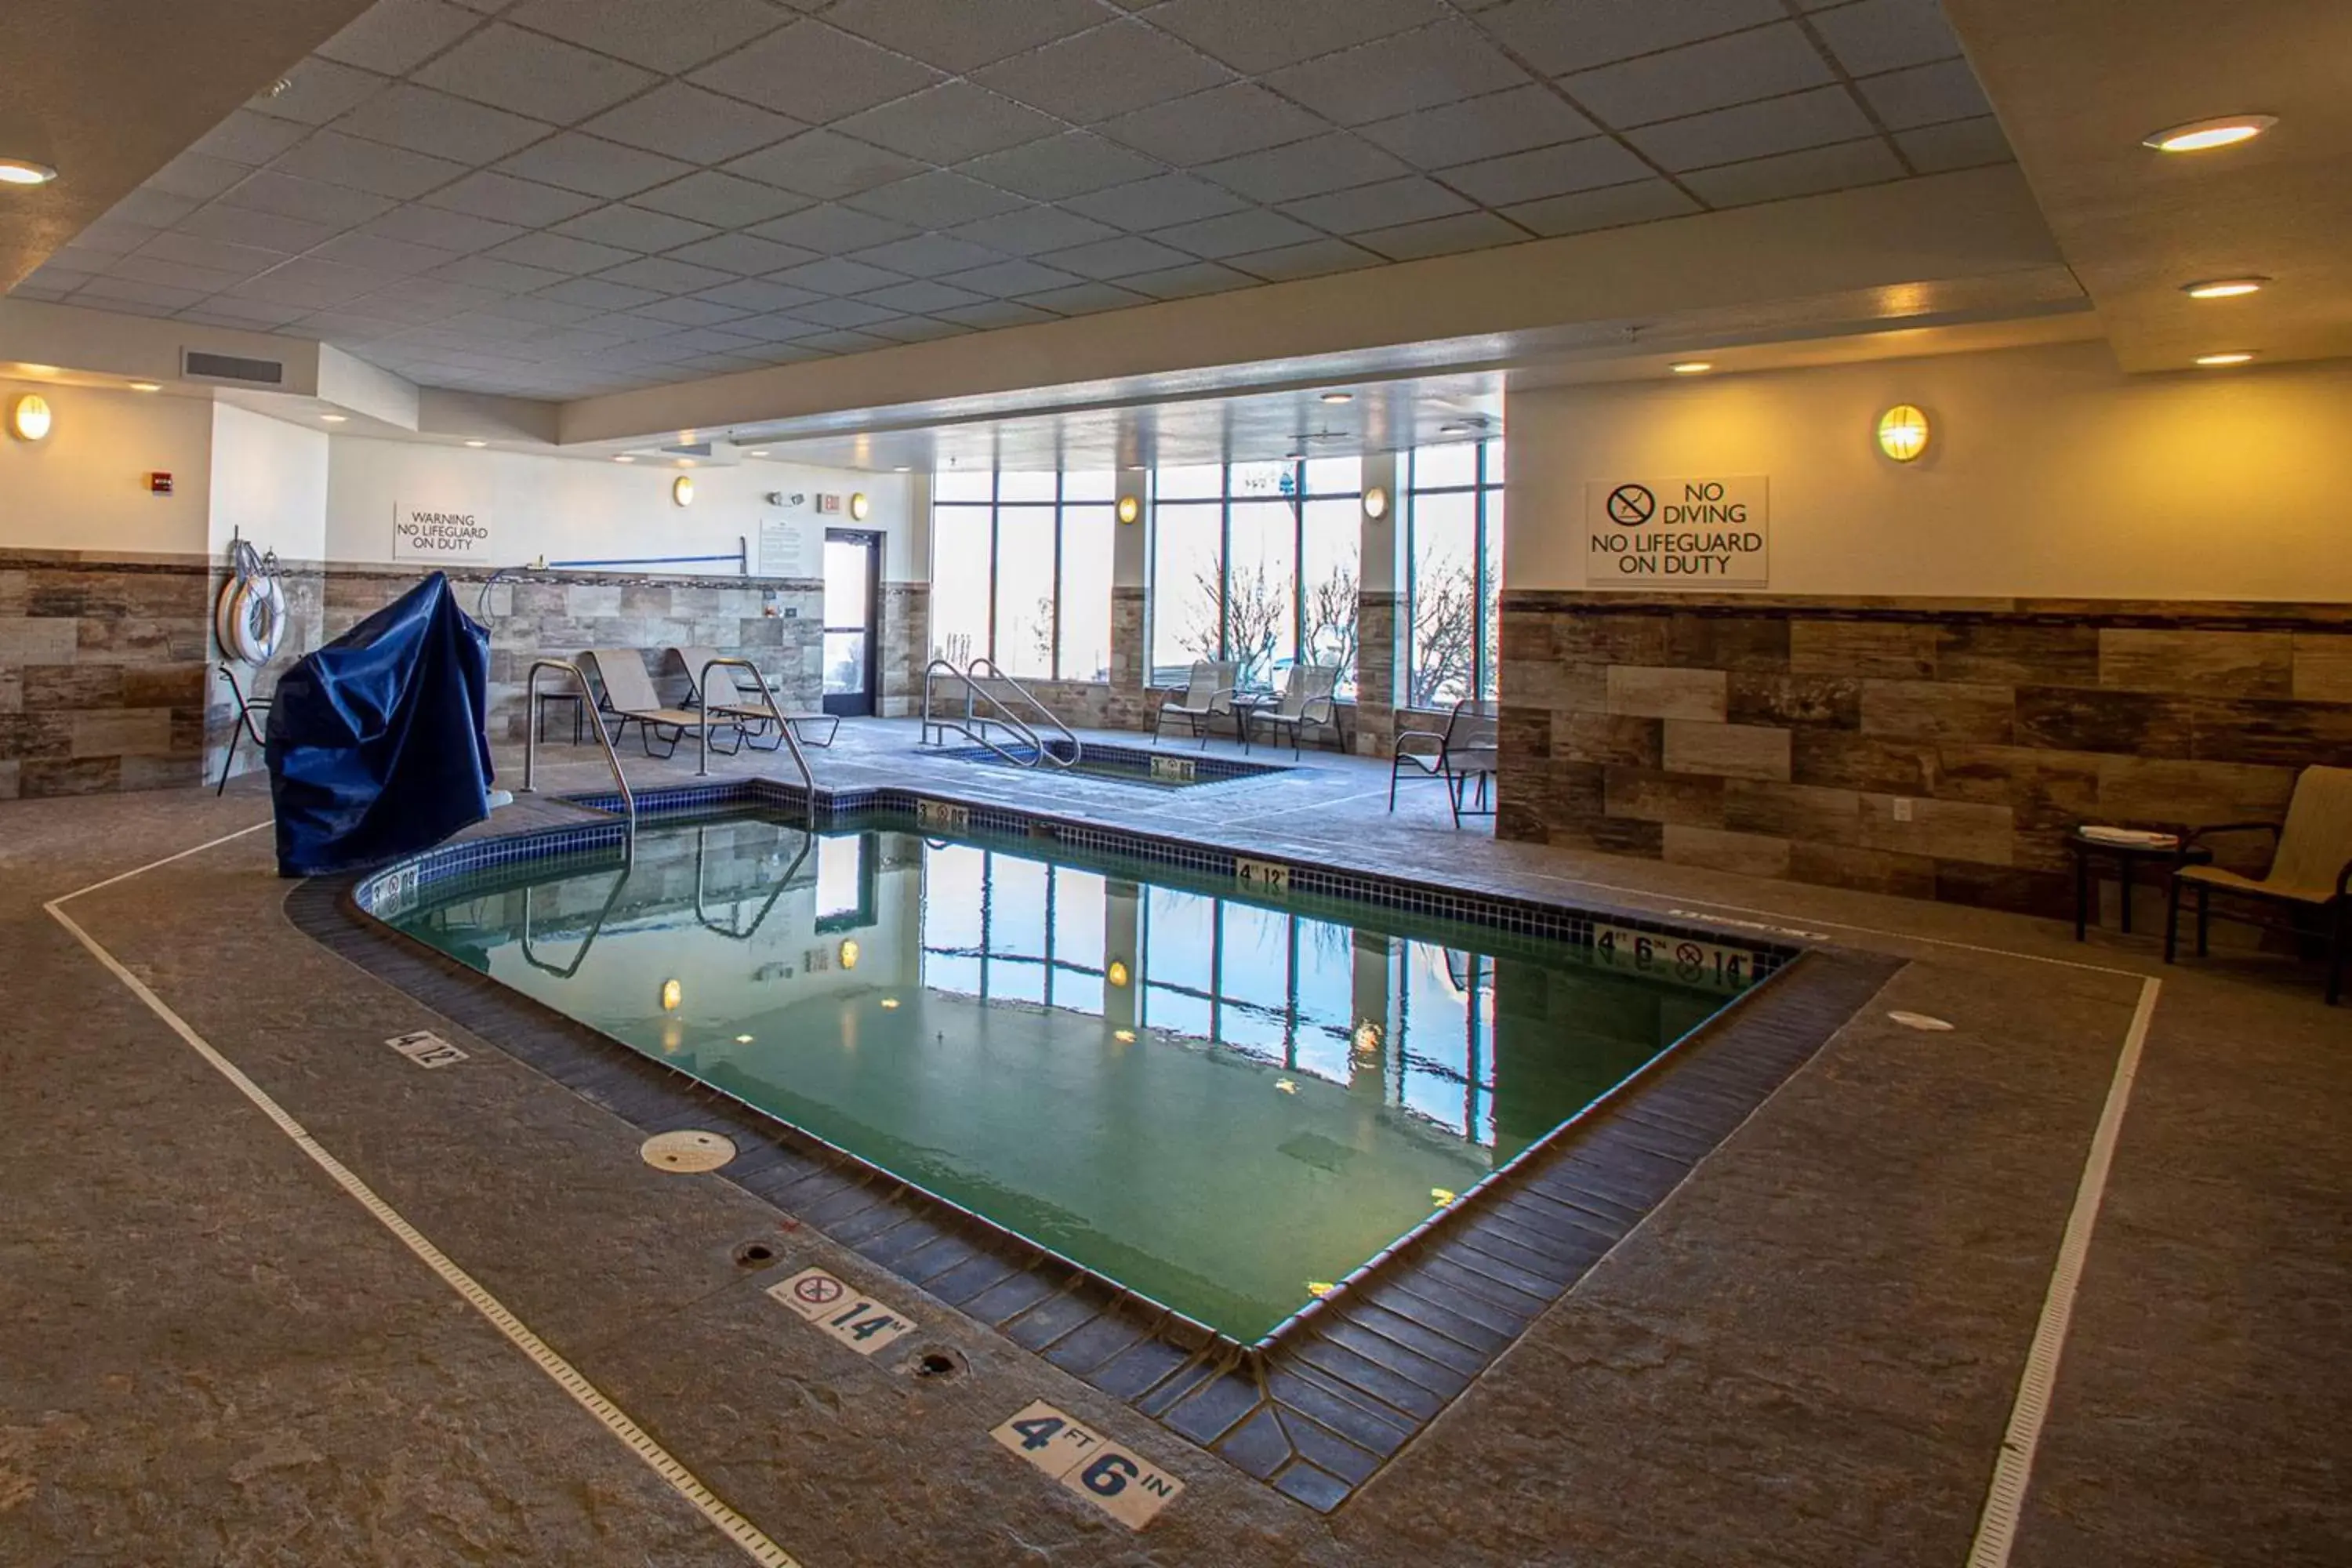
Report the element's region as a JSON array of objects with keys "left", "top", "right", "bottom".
[
  {"left": 524, "top": 657, "right": 637, "bottom": 849},
  {"left": 920, "top": 657, "right": 1082, "bottom": 769}
]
